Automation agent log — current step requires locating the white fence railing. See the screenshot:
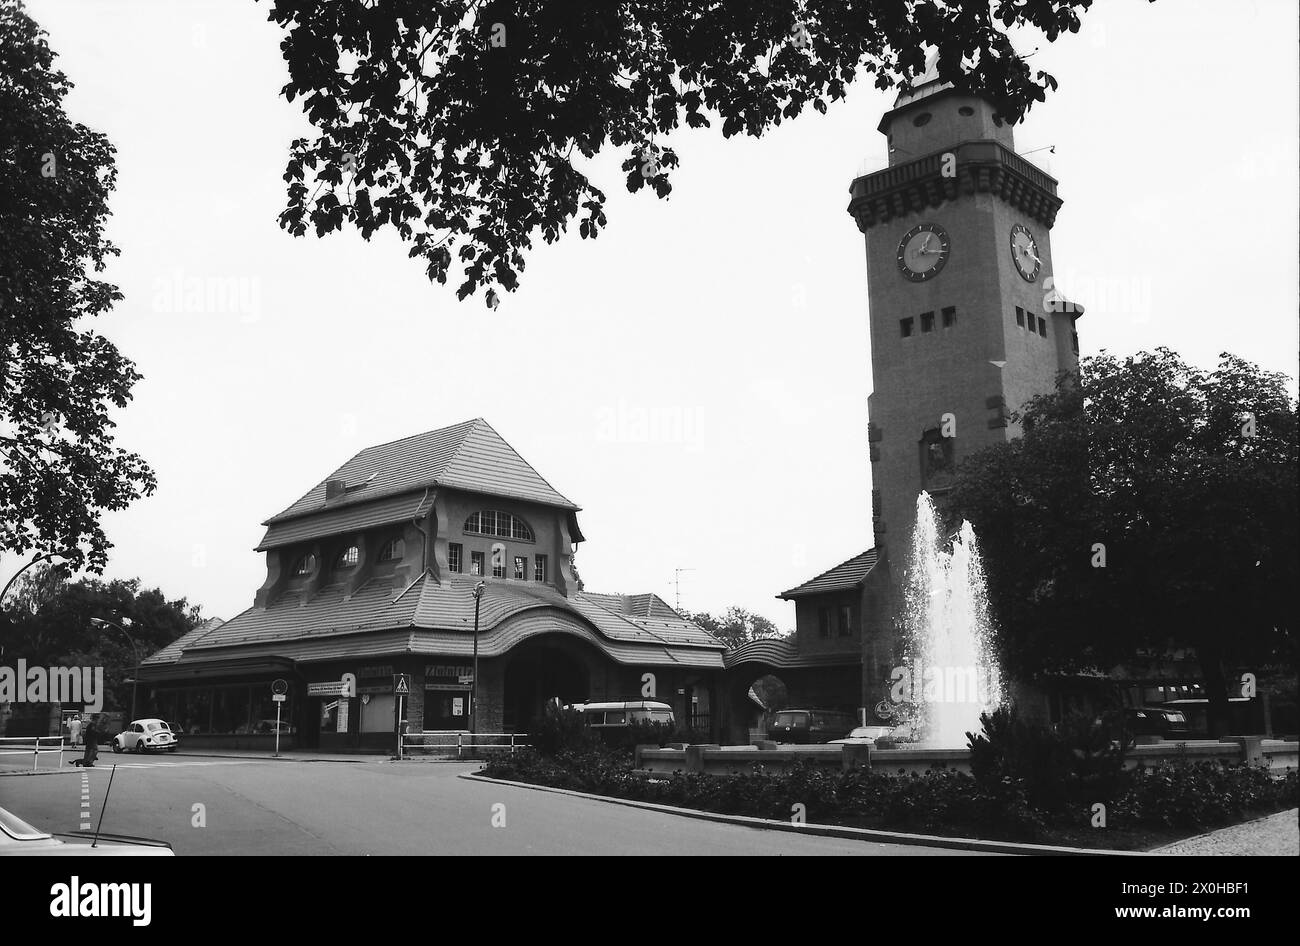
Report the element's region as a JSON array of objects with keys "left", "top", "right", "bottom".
[
  {"left": 0, "top": 736, "right": 66, "bottom": 770},
  {"left": 397, "top": 731, "right": 528, "bottom": 760}
]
